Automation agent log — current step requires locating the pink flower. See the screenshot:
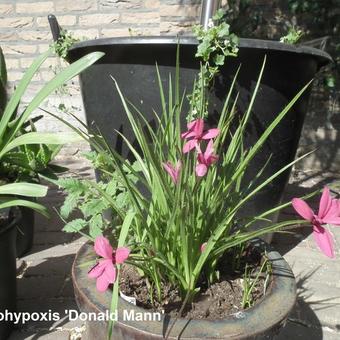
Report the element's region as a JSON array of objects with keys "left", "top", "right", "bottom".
[
  {"left": 163, "top": 160, "right": 182, "bottom": 184},
  {"left": 88, "top": 236, "right": 130, "bottom": 292},
  {"left": 292, "top": 187, "right": 340, "bottom": 258},
  {"left": 200, "top": 242, "right": 207, "bottom": 252},
  {"left": 181, "top": 119, "right": 219, "bottom": 154},
  {"left": 195, "top": 140, "right": 219, "bottom": 177}
]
